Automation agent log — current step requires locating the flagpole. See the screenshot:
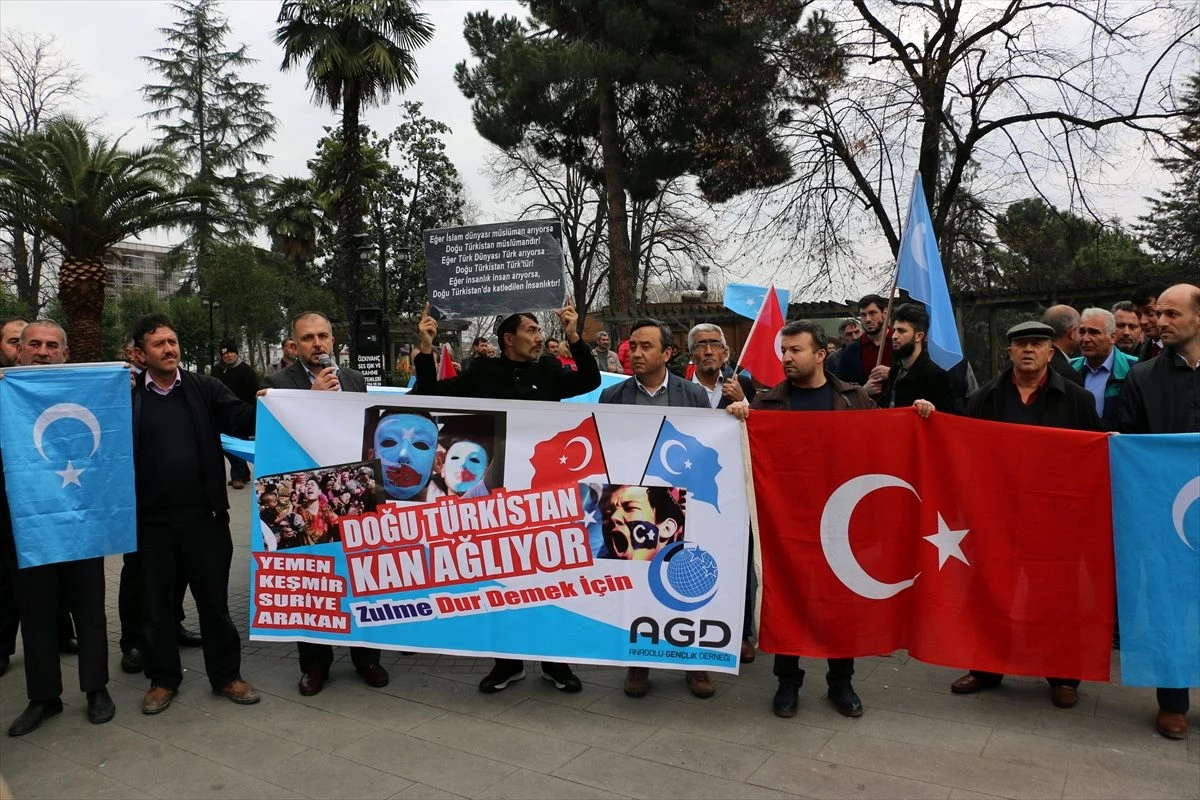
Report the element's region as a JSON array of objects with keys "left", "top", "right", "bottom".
[{"left": 874, "top": 171, "right": 919, "bottom": 369}]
